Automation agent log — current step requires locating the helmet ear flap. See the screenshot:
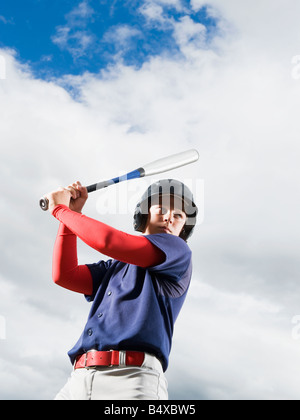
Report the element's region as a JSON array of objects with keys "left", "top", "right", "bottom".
[
  {"left": 133, "top": 202, "right": 148, "bottom": 232},
  {"left": 133, "top": 202, "right": 142, "bottom": 231},
  {"left": 179, "top": 225, "right": 193, "bottom": 241},
  {"left": 179, "top": 227, "right": 186, "bottom": 241}
]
